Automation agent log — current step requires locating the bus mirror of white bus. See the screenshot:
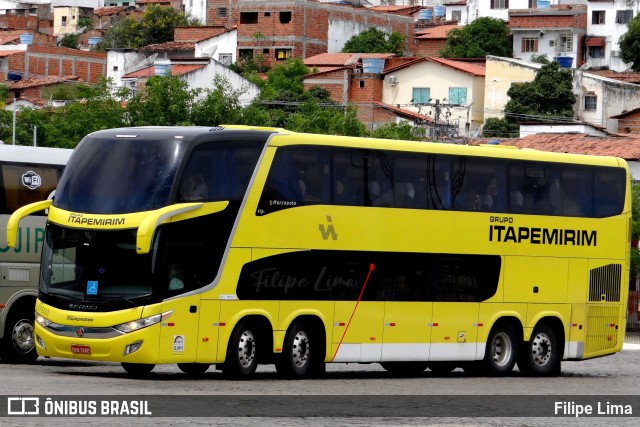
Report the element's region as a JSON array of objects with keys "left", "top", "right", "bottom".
[
  {"left": 136, "top": 201, "right": 229, "bottom": 254},
  {"left": 6, "top": 199, "right": 53, "bottom": 247}
]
